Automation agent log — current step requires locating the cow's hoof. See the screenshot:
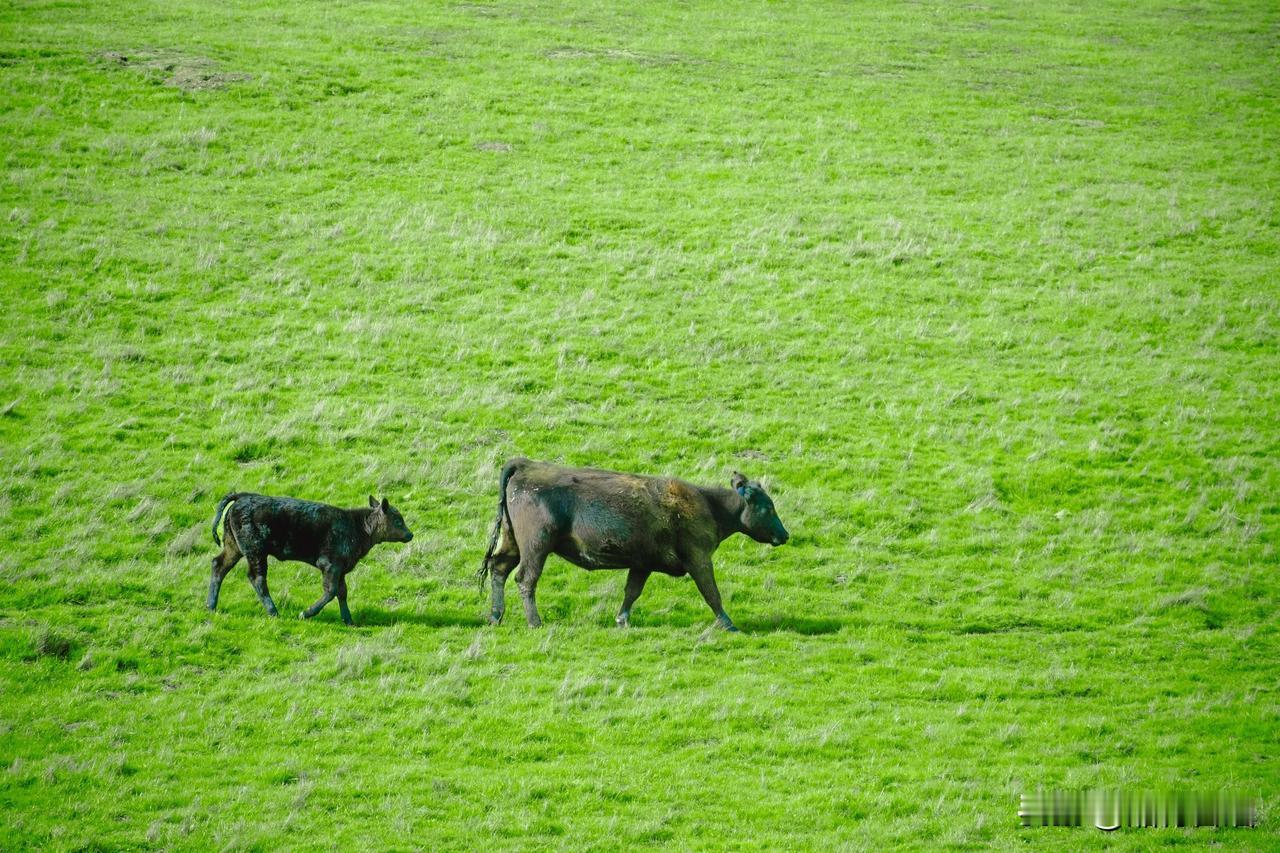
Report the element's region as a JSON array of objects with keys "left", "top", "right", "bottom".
[
  {"left": 298, "top": 611, "right": 308, "bottom": 620},
  {"left": 725, "top": 625, "right": 740, "bottom": 633},
  {"left": 616, "top": 618, "right": 631, "bottom": 629},
  {"left": 487, "top": 612, "right": 503, "bottom": 626}
]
